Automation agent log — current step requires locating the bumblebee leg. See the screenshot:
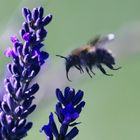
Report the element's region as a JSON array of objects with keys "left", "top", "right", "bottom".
[
  {"left": 88, "top": 65, "right": 95, "bottom": 75},
  {"left": 106, "top": 64, "right": 122, "bottom": 70},
  {"left": 86, "top": 67, "right": 92, "bottom": 78},
  {"left": 87, "top": 64, "right": 95, "bottom": 75},
  {"left": 97, "top": 64, "right": 113, "bottom": 76},
  {"left": 90, "top": 68, "right": 95, "bottom": 75},
  {"left": 75, "top": 65, "right": 83, "bottom": 73},
  {"left": 78, "top": 64, "right": 84, "bottom": 73},
  {"left": 66, "top": 71, "right": 72, "bottom": 82}
]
